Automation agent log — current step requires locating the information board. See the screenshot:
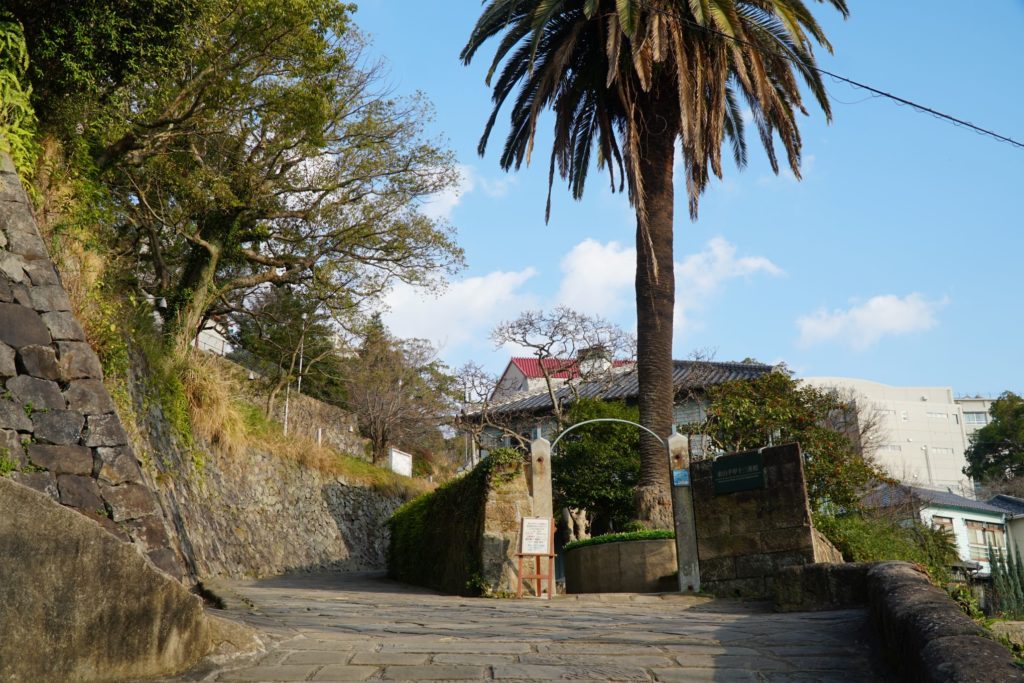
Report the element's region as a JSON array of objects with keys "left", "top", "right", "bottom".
[
  {"left": 672, "top": 468, "right": 690, "bottom": 487},
  {"left": 520, "top": 517, "right": 552, "bottom": 555},
  {"left": 712, "top": 451, "right": 766, "bottom": 494}
]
